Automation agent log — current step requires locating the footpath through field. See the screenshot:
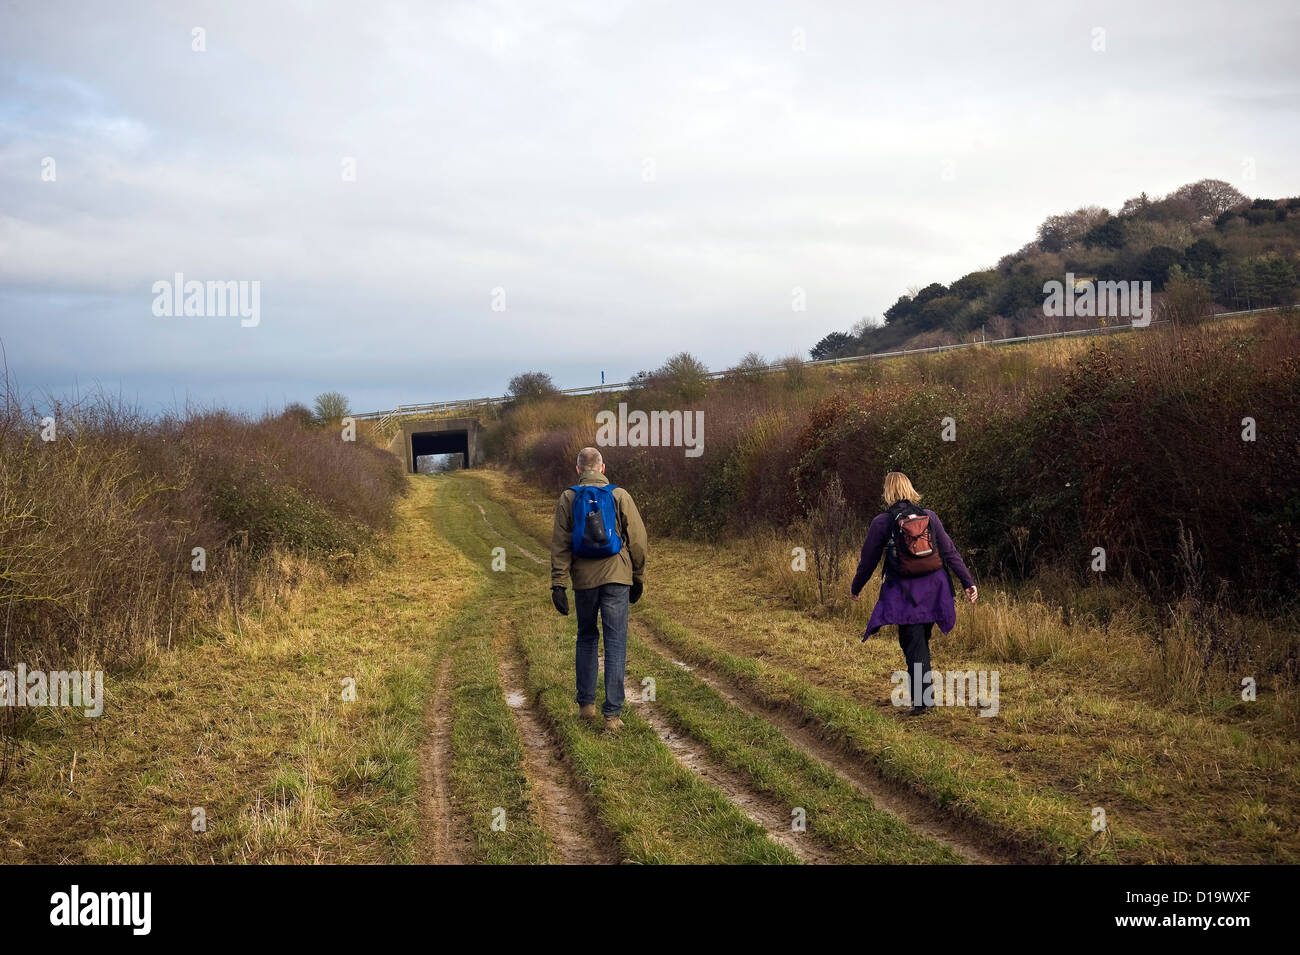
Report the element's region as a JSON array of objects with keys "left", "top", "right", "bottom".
[
  {"left": 454, "top": 469, "right": 1300, "bottom": 866},
  {"left": 420, "top": 471, "right": 992, "bottom": 864}
]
